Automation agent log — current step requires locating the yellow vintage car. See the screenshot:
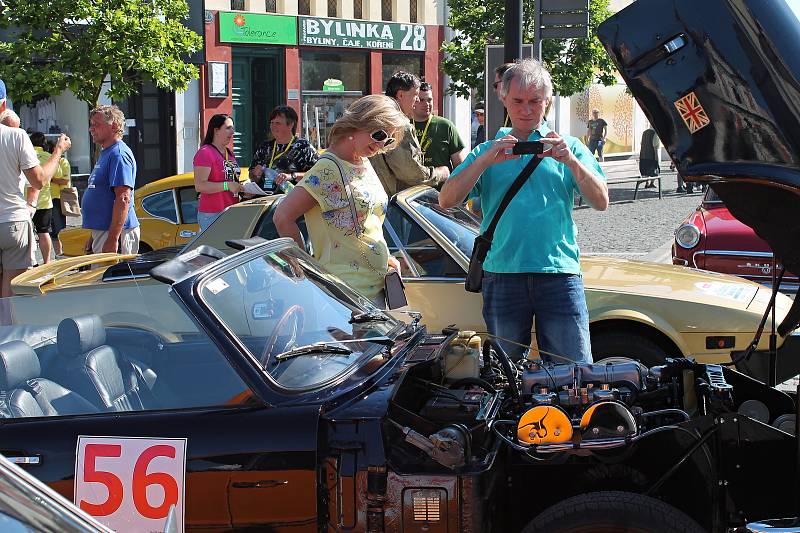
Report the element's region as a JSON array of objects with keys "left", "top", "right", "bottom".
[
  {"left": 14, "top": 185, "right": 800, "bottom": 384},
  {"left": 60, "top": 173, "right": 204, "bottom": 255}
]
